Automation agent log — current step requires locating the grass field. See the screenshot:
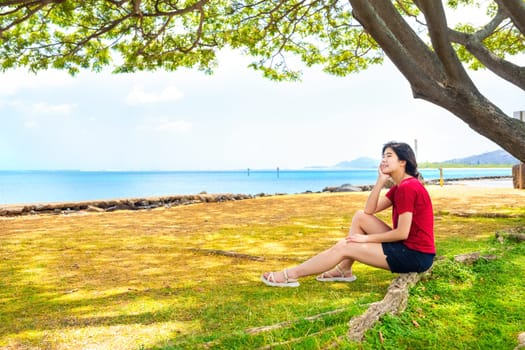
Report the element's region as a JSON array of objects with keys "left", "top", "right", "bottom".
[{"left": 1, "top": 186, "right": 524, "bottom": 349}]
